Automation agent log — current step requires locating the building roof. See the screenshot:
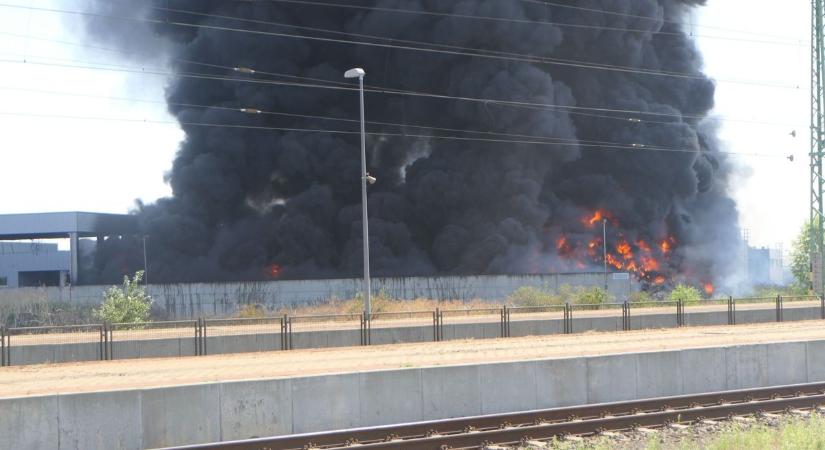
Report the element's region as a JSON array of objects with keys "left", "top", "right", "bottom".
[{"left": 0, "top": 212, "right": 138, "bottom": 240}]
